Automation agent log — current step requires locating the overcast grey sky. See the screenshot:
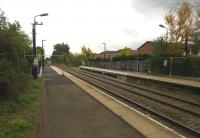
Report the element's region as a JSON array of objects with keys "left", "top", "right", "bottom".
[{"left": 1, "top": 0, "right": 199, "bottom": 55}]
